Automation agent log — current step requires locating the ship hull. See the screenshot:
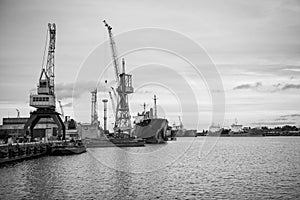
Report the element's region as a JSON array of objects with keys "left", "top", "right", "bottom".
[
  {"left": 50, "top": 143, "right": 86, "bottom": 155},
  {"left": 134, "top": 118, "right": 168, "bottom": 144},
  {"left": 176, "top": 129, "right": 197, "bottom": 137}
]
